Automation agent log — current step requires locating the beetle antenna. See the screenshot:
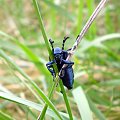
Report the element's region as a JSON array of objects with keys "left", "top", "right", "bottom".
[
  {"left": 62, "top": 36, "right": 69, "bottom": 50},
  {"left": 49, "top": 39, "right": 54, "bottom": 51}
]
